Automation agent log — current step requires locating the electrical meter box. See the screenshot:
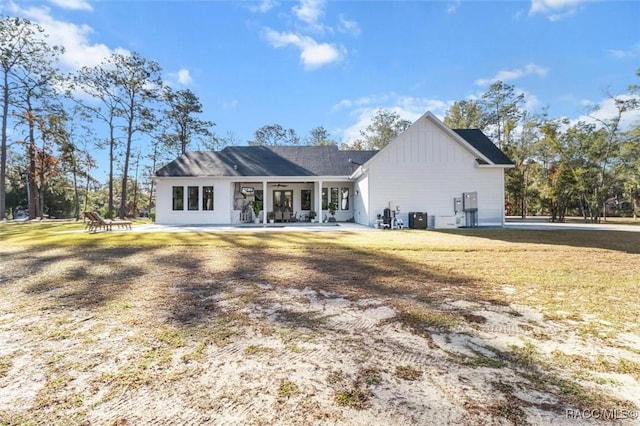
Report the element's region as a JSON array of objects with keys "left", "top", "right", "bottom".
[
  {"left": 453, "top": 197, "right": 463, "bottom": 213},
  {"left": 462, "top": 192, "right": 478, "bottom": 211}
]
